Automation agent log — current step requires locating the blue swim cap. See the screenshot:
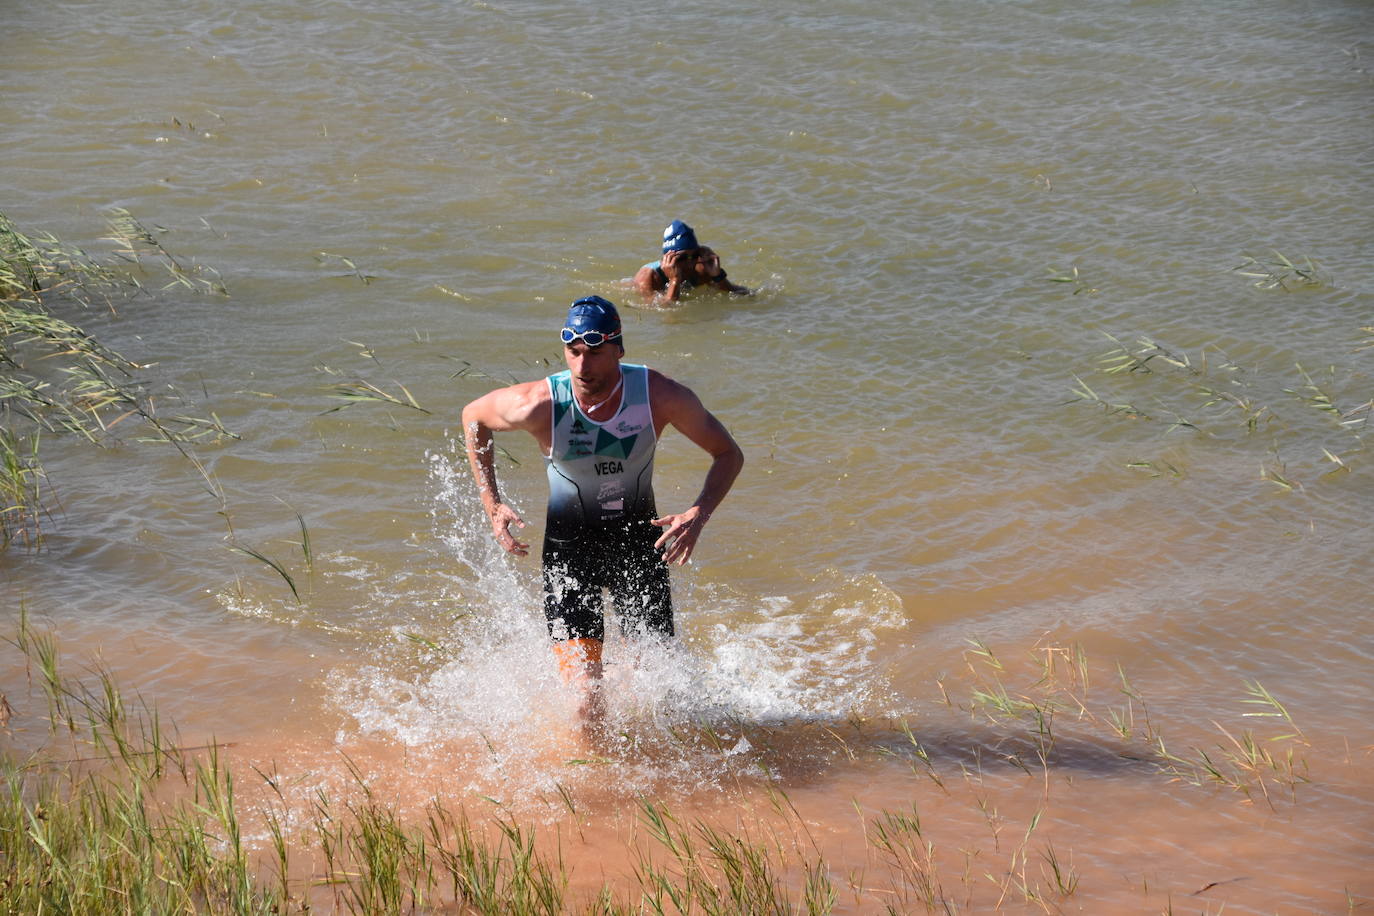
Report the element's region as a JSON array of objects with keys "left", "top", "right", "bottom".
[
  {"left": 662, "top": 220, "right": 699, "bottom": 253},
  {"left": 561, "top": 295, "right": 623, "bottom": 347}
]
